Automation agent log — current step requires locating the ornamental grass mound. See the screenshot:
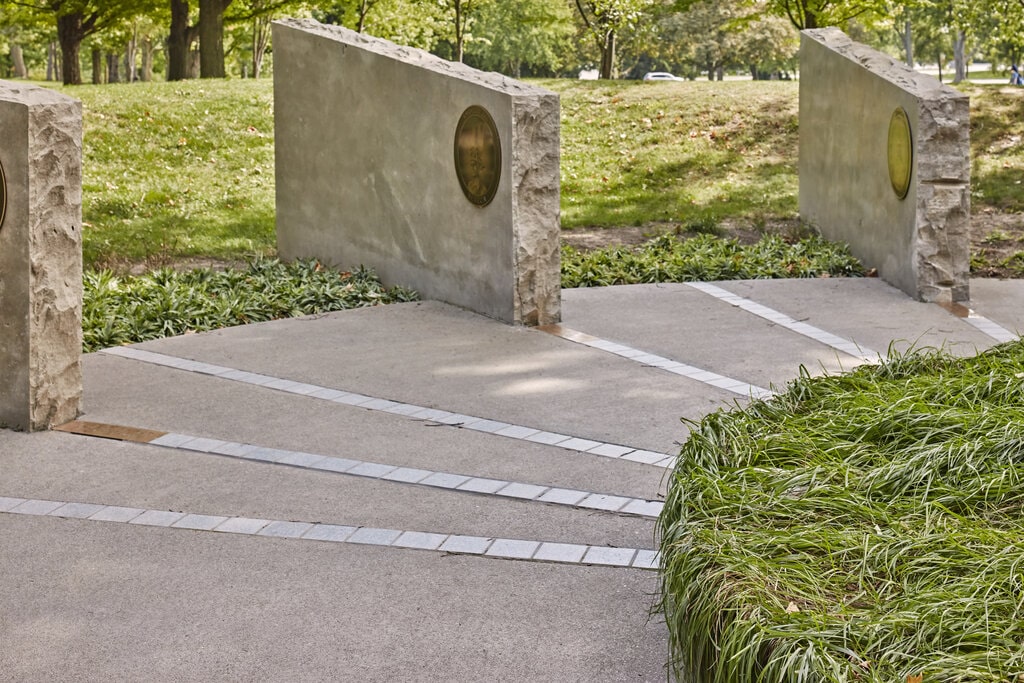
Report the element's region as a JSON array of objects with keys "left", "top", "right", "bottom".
[{"left": 657, "top": 341, "right": 1024, "bottom": 682}]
